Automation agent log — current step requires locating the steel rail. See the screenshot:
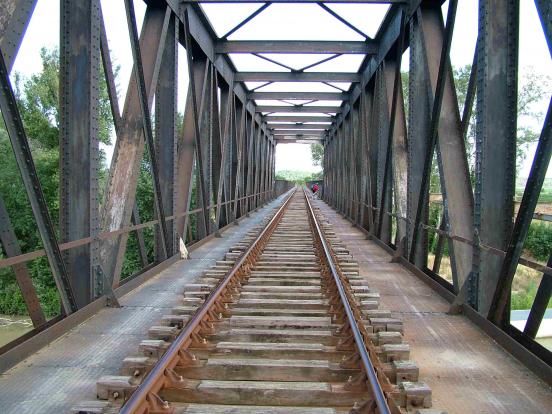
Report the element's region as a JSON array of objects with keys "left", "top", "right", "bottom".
[
  {"left": 120, "top": 188, "right": 296, "bottom": 414},
  {"left": 302, "top": 187, "right": 392, "bottom": 414}
]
